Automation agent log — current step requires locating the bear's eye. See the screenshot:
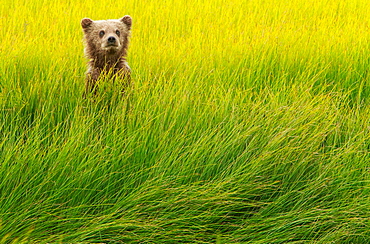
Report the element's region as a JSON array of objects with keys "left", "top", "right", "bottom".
[
  {"left": 116, "top": 30, "right": 120, "bottom": 36},
  {"left": 99, "top": 30, "right": 105, "bottom": 37}
]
